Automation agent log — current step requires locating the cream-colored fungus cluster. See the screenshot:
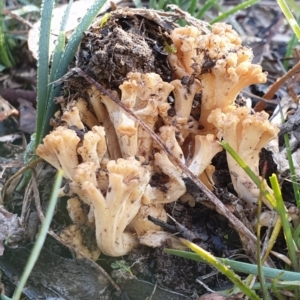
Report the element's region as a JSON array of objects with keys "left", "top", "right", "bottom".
[{"left": 36, "top": 23, "right": 278, "bottom": 257}]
